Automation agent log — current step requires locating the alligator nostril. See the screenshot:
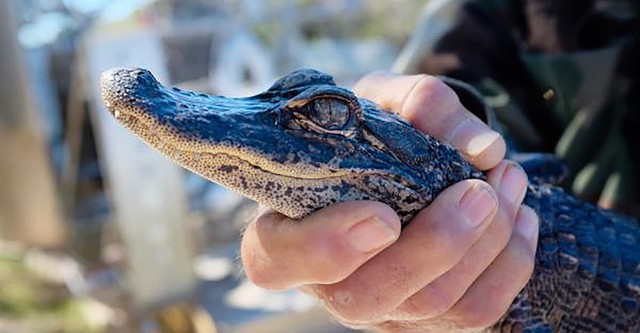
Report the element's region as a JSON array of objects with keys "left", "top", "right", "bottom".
[
  {"left": 129, "top": 70, "right": 161, "bottom": 96},
  {"left": 132, "top": 68, "right": 147, "bottom": 76}
]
